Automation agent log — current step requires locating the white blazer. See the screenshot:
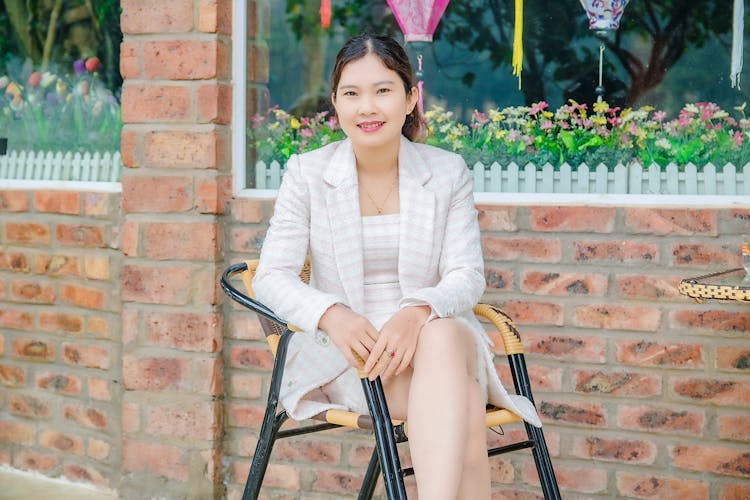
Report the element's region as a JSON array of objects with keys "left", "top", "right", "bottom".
[{"left": 254, "top": 136, "right": 541, "bottom": 427}]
